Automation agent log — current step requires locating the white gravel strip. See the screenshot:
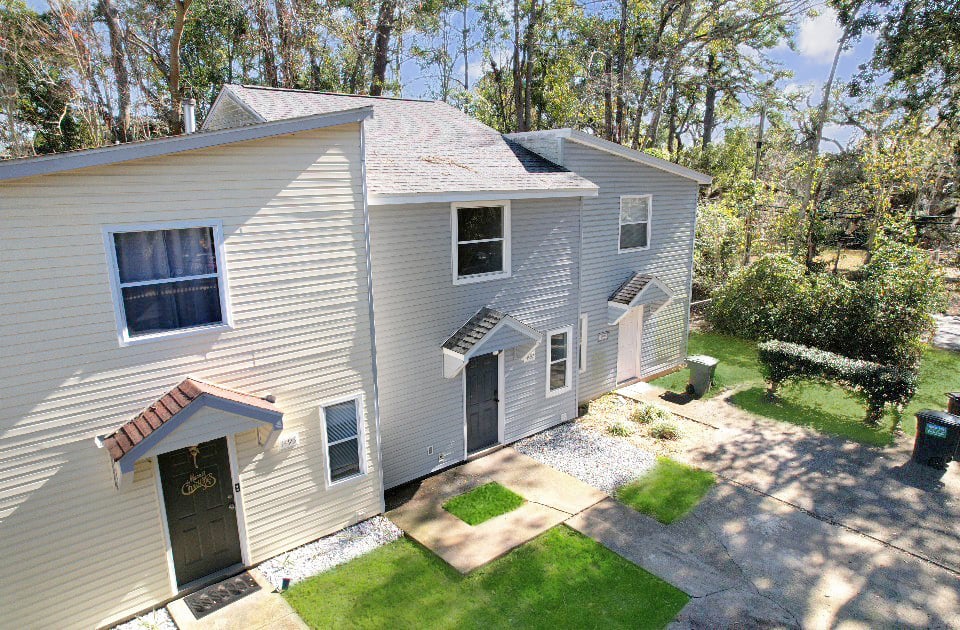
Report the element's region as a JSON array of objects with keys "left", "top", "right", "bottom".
[
  {"left": 257, "top": 516, "right": 402, "bottom": 590},
  {"left": 112, "top": 609, "right": 176, "bottom": 630},
  {"left": 514, "top": 422, "right": 657, "bottom": 494}
]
